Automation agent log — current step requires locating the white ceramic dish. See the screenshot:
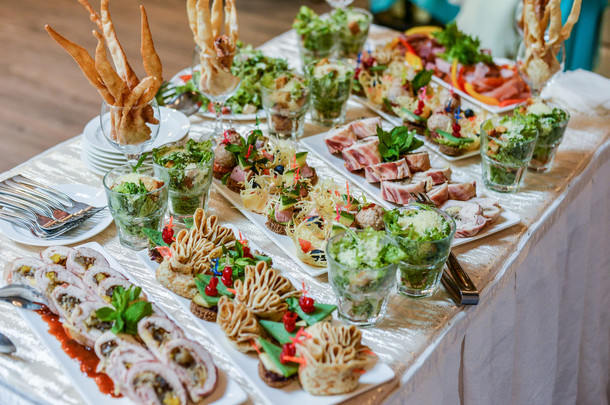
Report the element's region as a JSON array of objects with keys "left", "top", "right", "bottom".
[
  {"left": 300, "top": 133, "right": 520, "bottom": 247},
  {"left": 82, "top": 107, "right": 190, "bottom": 155},
  {"left": 170, "top": 67, "right": 264, "bottom": 121},
  {"left": 11, "top": 241, "right": 248, "bottom": 405},
  {"left": 0, "top": 184, "right": 113, "bottom": 247},
  {"left": 351, "top": 96, "right": 480, "bottom": 161},
  {"left": 212, "top": 180, "right": 327, "bottom": 277},
  {"left": 137, "top": 228, "right": 395, "bottom": 405}
]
